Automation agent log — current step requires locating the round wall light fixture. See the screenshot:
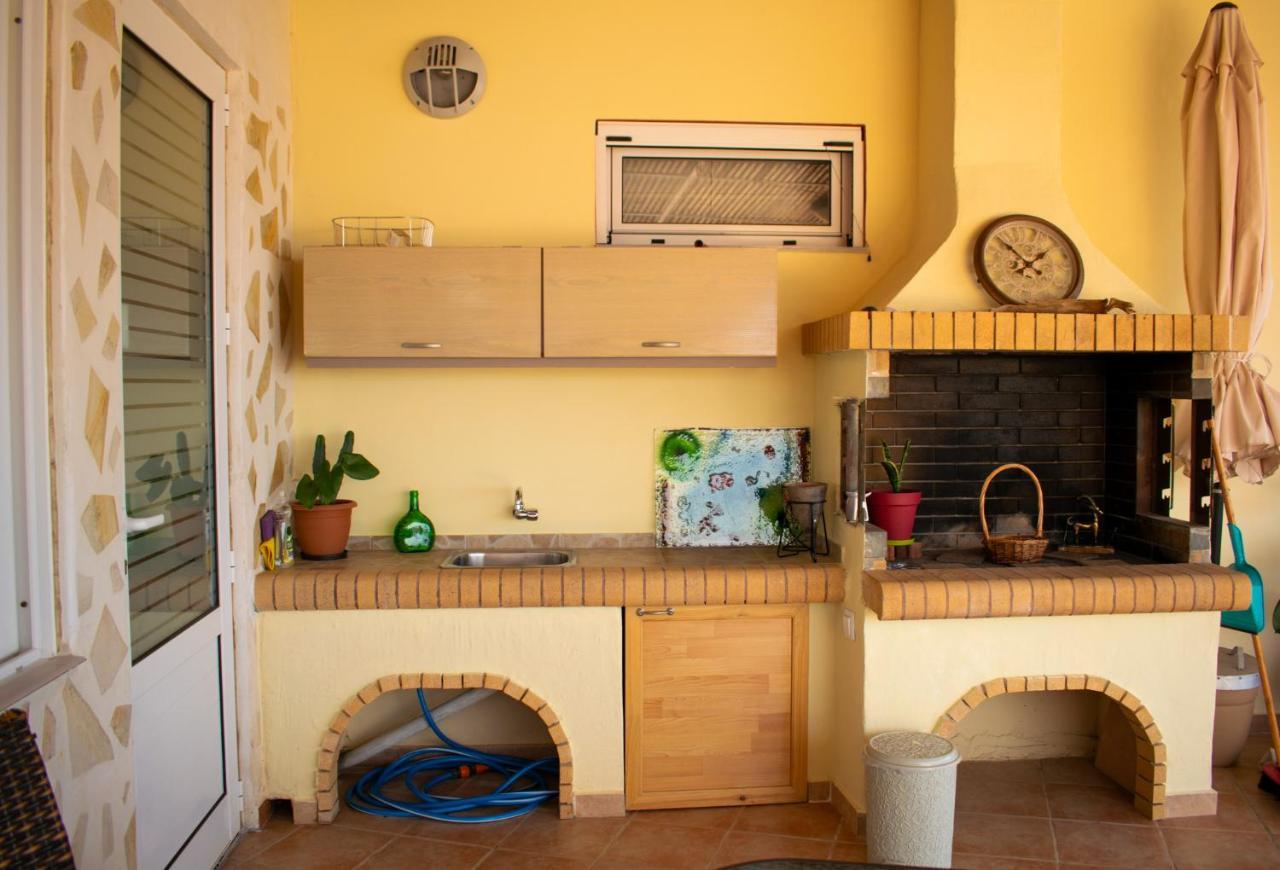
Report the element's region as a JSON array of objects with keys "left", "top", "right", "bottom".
[{"left": 403, "top": 36, "right": 486, "bottom": 118}]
